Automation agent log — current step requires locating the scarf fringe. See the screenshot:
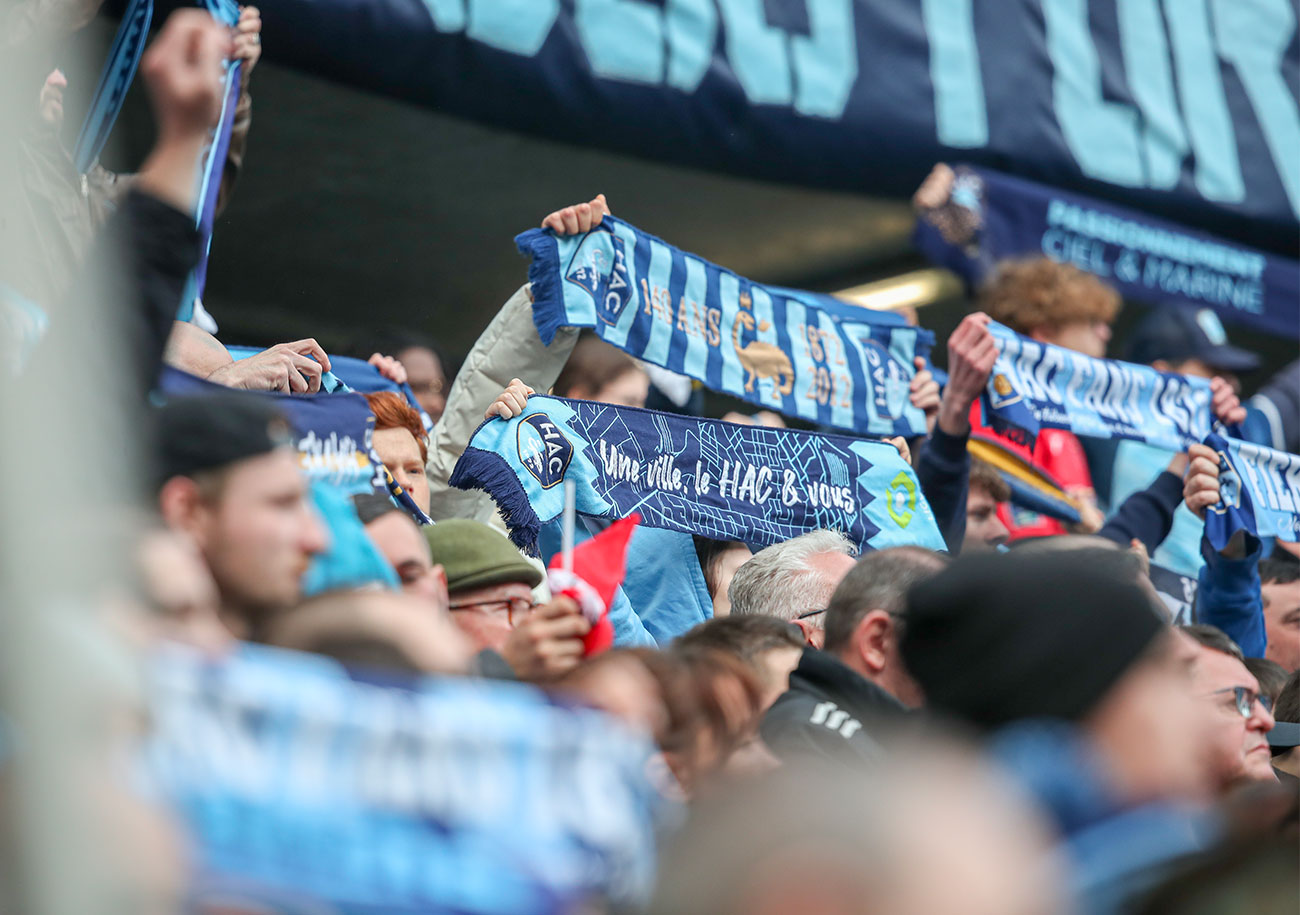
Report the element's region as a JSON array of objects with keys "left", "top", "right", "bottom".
[
  {"left": 515, "top": 228, "right": 564, "bottom": 346},
  {"left": 448, "top": 446, "right": 543, "bottom": 555}
]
